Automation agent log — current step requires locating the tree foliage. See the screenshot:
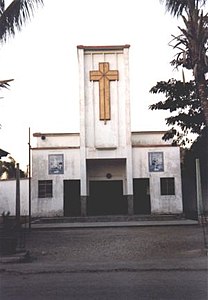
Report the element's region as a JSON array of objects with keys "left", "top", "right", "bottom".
[
  {"left": 168, "top": 2, "right": 208, "bottom": 77},
  {"left": 0, "top": 0, "right": 43, "bottom": 43},
  {"left": 160, "top": 0, "right": 207, "bottom": 17},
  {"left": 149, "top": 79, "right": 206, "bottom": 145},
  {"left": 0, "top": 156, "right": 26, "bottom": 179},
  {"left": 150, "top": 0, "right": 208, "bottom": 145},
  {"left": 0, "top": 1, "right": 44, "bottom": 89}
]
